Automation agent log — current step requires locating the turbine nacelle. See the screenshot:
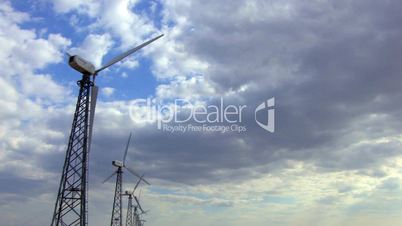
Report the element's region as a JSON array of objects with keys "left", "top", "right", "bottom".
[
  {"left": 103, "top": 133, "right": 150, "bottom": 185},
  {"left": 68, "top": 55, "right": 96, "bottom": 75},
  {"left": 112, "top": 160, "right": 124, "bottom": 167}
]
